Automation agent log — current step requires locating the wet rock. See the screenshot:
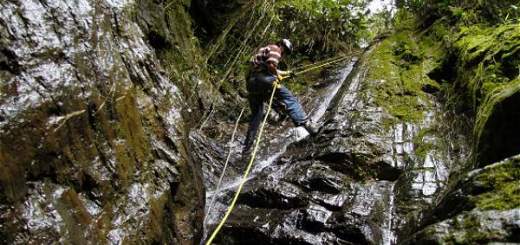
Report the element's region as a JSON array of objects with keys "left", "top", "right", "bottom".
[
  {"left": 207, "top": 35, "right": 470, "bottom": 245},
  {"left": 420, "top": 154, "right": 520, "bottom": 231},
  {"left": 0, "top": 0, "right": 204, "bottom": 243},
  {"left": 238, "top": 180, "right": 309, "bottom": 210},
  {"left": 190, "top": 131, "right": 239, "bottom": 190},
  {"left": 404, "top": 209, "right": 520, "bottom": 244}
]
